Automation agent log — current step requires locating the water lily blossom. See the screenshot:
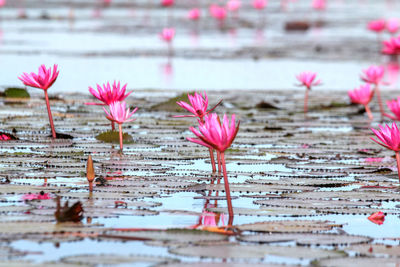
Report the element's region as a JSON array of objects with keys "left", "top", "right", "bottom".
[
  {"left": 175, "top": 92, "right": 222, "bottom": 172},
  {"left": 226, "top": 0, "right": 241, "bottom": 12},
  {"left": 367, "top": 211, "right": 385, "bottom": 225},
  {"left": 296, "top": 71, "right": 321, "bottom": 114},
  {"left": 312, "top": 0, "right": 326, "bottom": 10},
  {"left": 103, "top": 101, "right": 138, "bottom": 151},
  {"left": 253, "top": 0, "right": 267, "bottom": 10},
  {"left": 86, "top": 155, "right": 95, "bottom": 192},
  {"left": 385, "top": 97, "right": 400, "bottom": 121},
  {"left": 161, "top": 0, "right": 173, "bottom": 7},
  {"left": 22, "top": 192, "right": 51, "bottom": 201},
  {"left": 209, "top": 4, "right": 227, "bottom": 21},
  {"left": 368, "top": 19, "right": 386, "bottom": 33},
  {"left": 371, "top": 122, "right": 400, "bottom": 182},
  {"left": 361, "top": 65, "right": 386, "bottom": 118},
  {"left": 187, "top": 8, "right": 201, "bottom": 21},
  {"left": 160, "top": 28, "right": 175, "bottom": 43},
  {"left": 188, "top": 113, "right": 240, "bottom": 222},
  {"left": 387, "top": 18, "right": 400, "bottom": 34},
  {"left": 18, "top": 64, "right": 59, "bottom": 138},
  {"left": 382, "top": 35, "right": 400, "bottom": 56},
  {"left": 348, "top": 84, "right": 374, "bottom": 120}
]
